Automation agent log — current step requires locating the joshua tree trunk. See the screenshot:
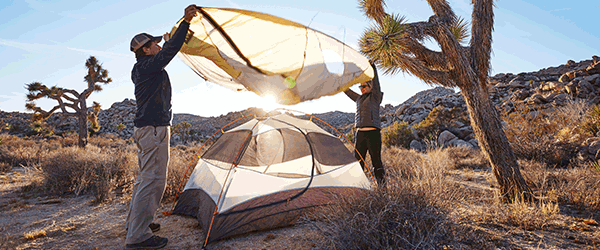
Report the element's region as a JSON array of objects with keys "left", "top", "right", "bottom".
[
  {"left": 77, "top": 98, "right": 89, "bottom": 148},
  {"left": 460, "top": 79, "right": 533, "bottom": 201}
]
